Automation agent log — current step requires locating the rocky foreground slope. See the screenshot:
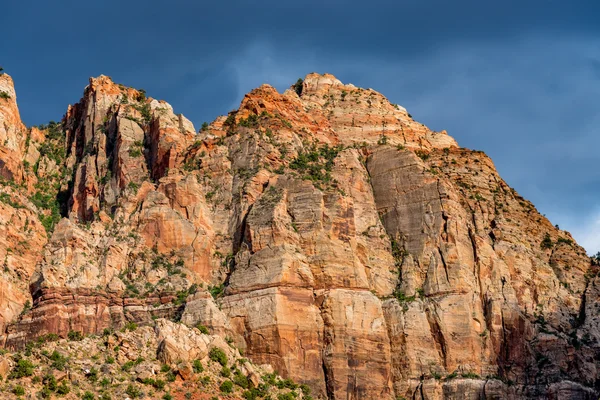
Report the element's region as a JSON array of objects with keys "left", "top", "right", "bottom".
[{"left": 0, "top": 71, "right": 598, "bottom": 399}]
